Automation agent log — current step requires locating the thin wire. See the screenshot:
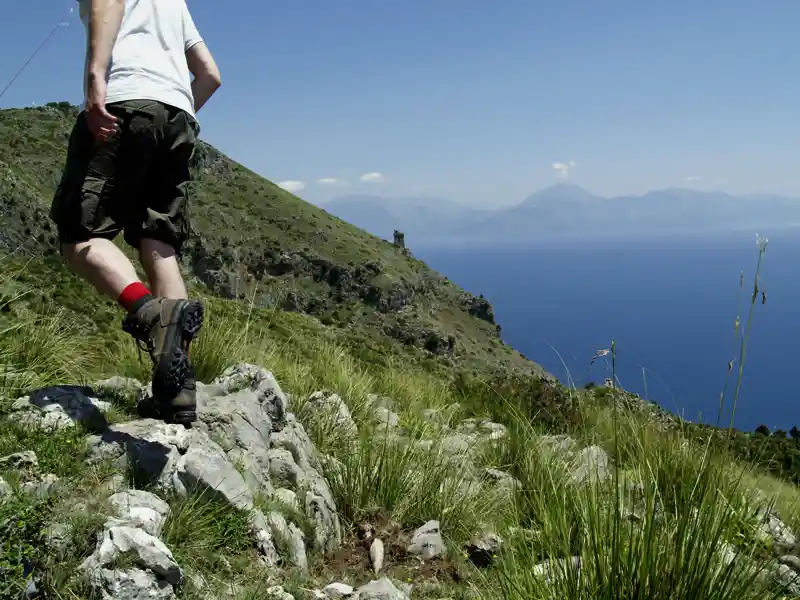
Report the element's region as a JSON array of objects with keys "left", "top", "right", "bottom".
[{"left": 0, "top": 17, "right": 71, "bottom": 103}]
